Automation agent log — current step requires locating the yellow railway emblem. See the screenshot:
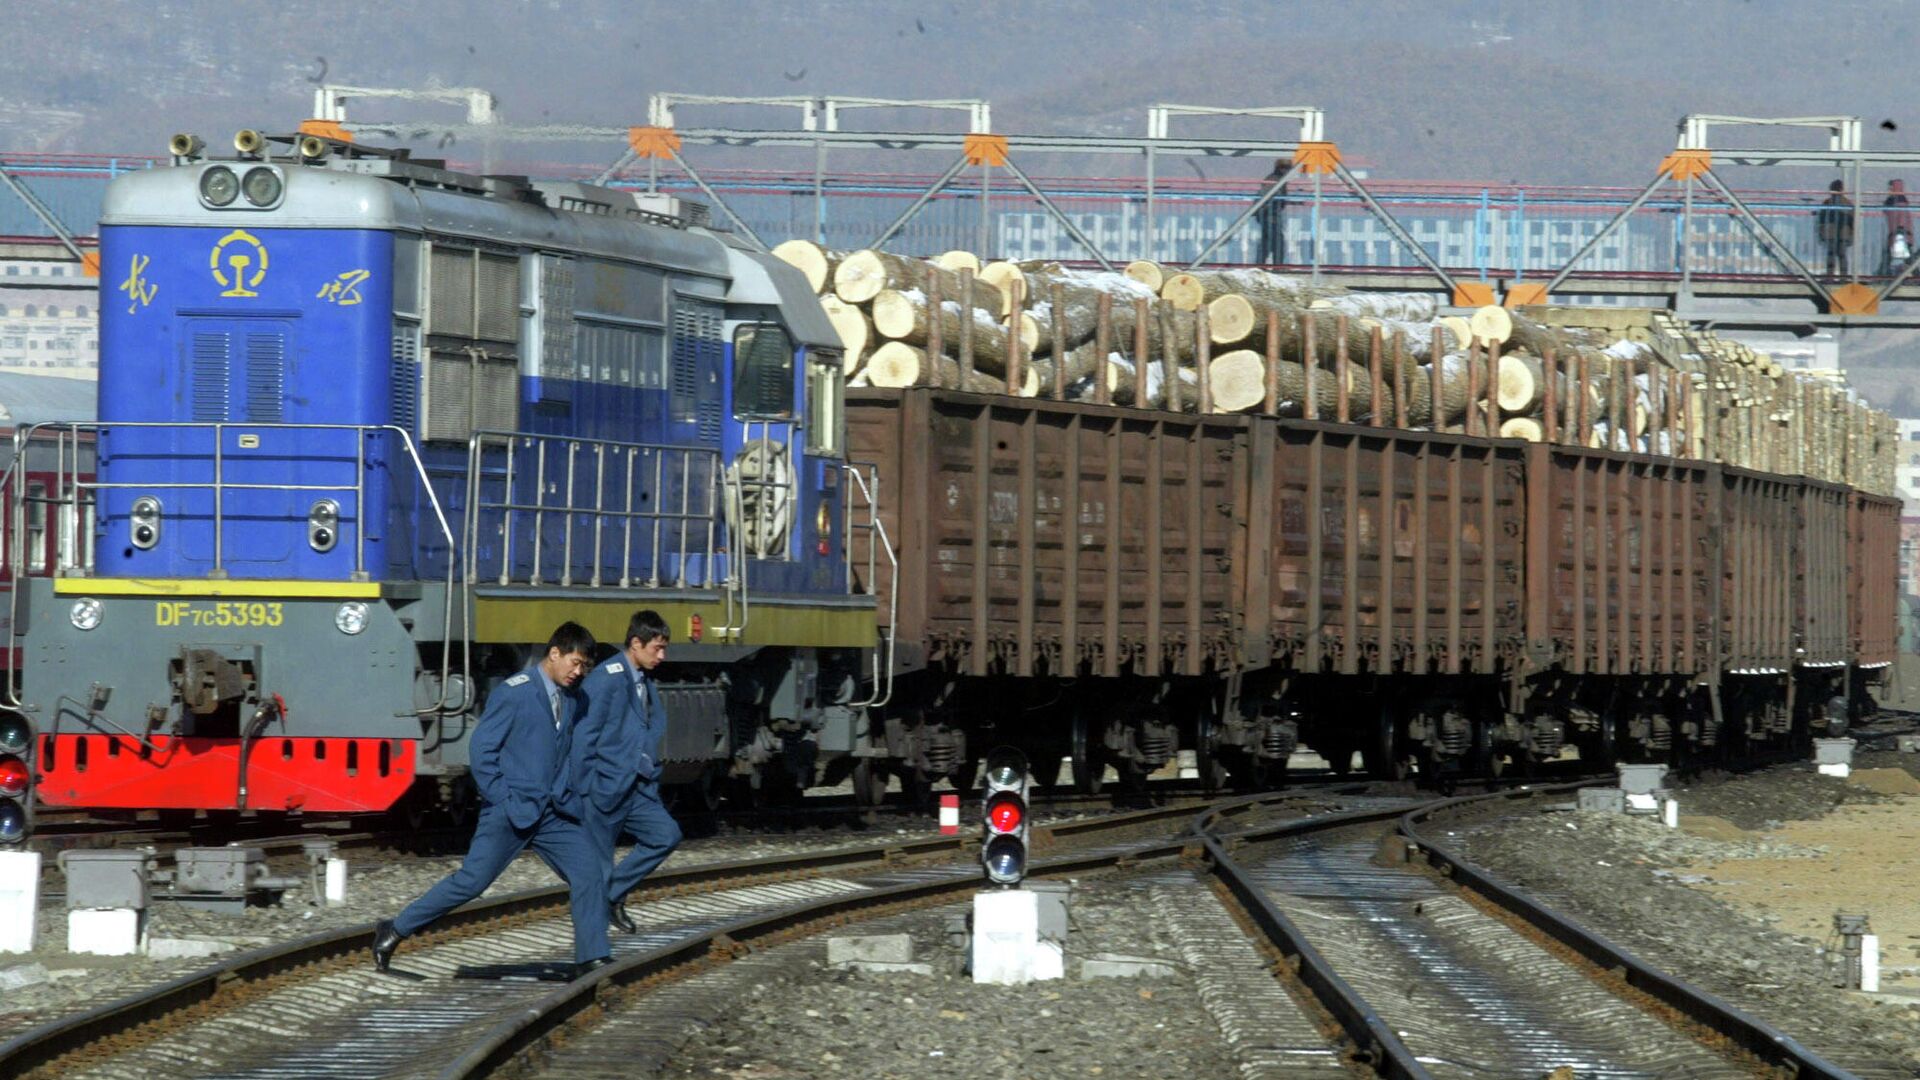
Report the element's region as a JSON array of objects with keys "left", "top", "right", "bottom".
[{"left": 210, "top": 229, "right": 269, "bottom": 298}]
